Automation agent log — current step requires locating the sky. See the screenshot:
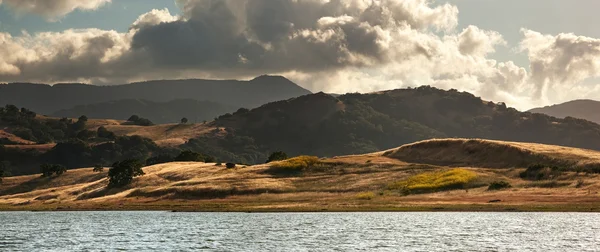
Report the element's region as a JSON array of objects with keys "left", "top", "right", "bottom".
[{"left": 1, "top": 0, "right": 600, "bottom": 110}]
